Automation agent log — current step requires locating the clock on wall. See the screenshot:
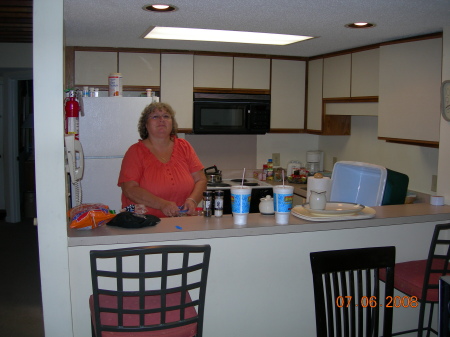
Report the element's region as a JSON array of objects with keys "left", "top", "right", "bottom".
[{"left": 442, "top": 80, "right": 450, "bottom": 121}]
